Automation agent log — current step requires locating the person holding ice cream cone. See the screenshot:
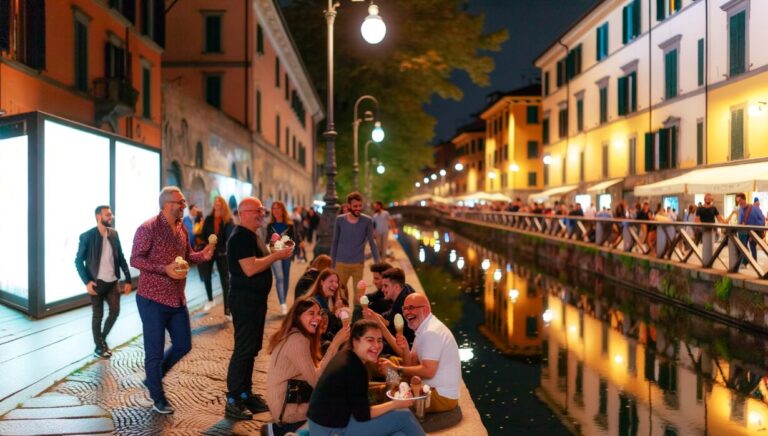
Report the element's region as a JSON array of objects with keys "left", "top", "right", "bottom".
[{"left": 361, "top": 267, "right": 415, "bottom": 356}]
